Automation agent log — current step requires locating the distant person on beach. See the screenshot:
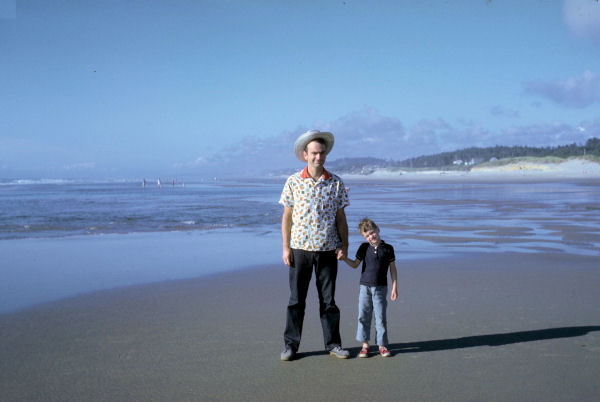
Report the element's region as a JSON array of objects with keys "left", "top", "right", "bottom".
[
  {"left": 341, "top": 218, "right": 397, "bottom": 358},
  {"left": 279, "top": 129, "right": 350, "bottom": 361}
]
